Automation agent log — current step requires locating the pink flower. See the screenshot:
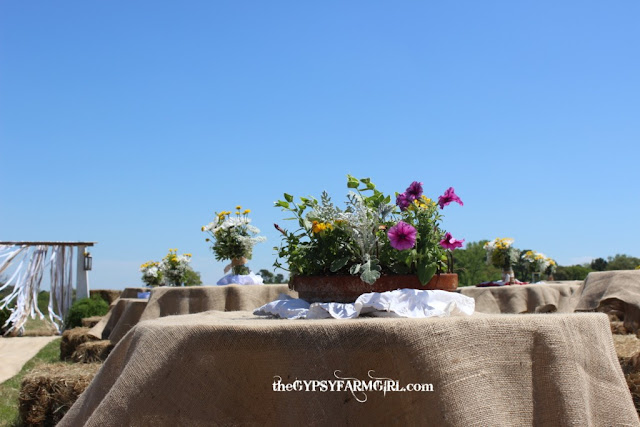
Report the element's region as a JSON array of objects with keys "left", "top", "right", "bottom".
[
  {"left": 405, "top": 181, "right": 423, "bottom": 201},
  {"left": 438, "top": 187, "right": 463, "bottom": 209},
  {"left": 439, "top": 232, "right": 464, "bottom": 250},
  {"left": 387, "top": 221, "right": 417, "bottom": 250},
  {"left": 396, "top": 193, "right": 411, "bottom": 211}
]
